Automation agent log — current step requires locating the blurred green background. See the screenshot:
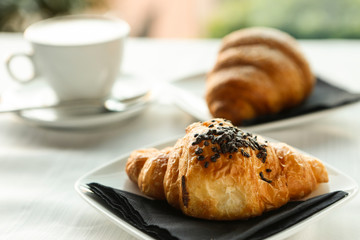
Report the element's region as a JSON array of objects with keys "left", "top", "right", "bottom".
[
  {"left": 207, "top": 0, "right": 360, "bottom": 39},
  {"left": 1, "top": 0, "right": 360, "bottom": 39}
]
